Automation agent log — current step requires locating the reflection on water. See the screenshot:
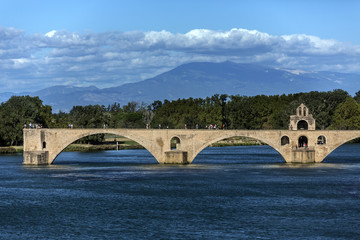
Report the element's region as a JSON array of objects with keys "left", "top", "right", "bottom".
[{"left": 1, "top": 145, "right": 360, "bottom": 239}]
